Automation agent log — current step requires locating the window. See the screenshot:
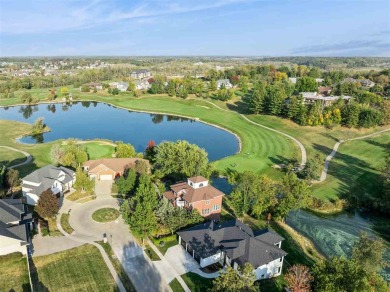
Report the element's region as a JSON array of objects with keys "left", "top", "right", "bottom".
[
  {"left": 189, "top": 182, "right": 193, "bottom": 186},
  {"left": 280, "top": 257, "right": 283, "bottom": 262},
  {"left": 199, "top": 183, "right": 204, "bottom": 187},
  {"left": 278, "top": 267, "right": 281, "bottom": 273},
  {"left": 202, "top": 208, "right": 210, "bottom": 215},
  {"left": 205, "top": 200, "right": 210, "bottom": 205},
  {"left": 212, "top": 204, "right": 220, "bottom": 211}
]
